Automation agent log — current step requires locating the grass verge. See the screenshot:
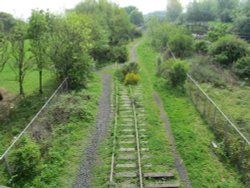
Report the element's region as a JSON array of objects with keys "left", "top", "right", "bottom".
[{"left": 137, "top": 39, "right": 245, "bottom": 188}]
